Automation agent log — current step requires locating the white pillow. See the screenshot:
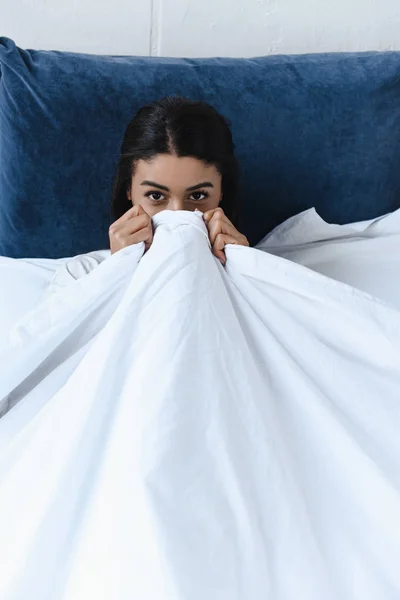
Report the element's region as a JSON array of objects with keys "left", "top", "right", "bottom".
[
  {"left": 256, "top": 207, "right": 400, "bottom": 310},
  {"left": 0, "top": 249, "right": 112, "bottom": 342},
  {"left": 0, "top": 256, "right": 69, "bottom": 341},
  {"left": 43, "top": 250, "right": 110, "bottom": 296}
]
